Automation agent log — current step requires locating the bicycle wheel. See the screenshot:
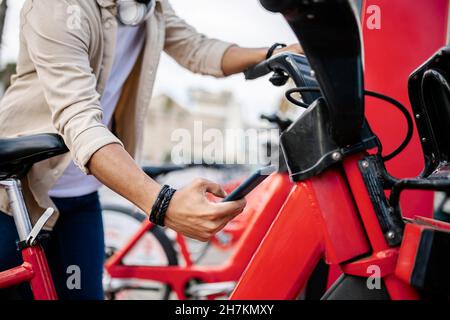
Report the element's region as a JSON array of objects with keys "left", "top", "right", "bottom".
[{"left": 102, "top": 204, "right": 178, "bottom": 300}]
